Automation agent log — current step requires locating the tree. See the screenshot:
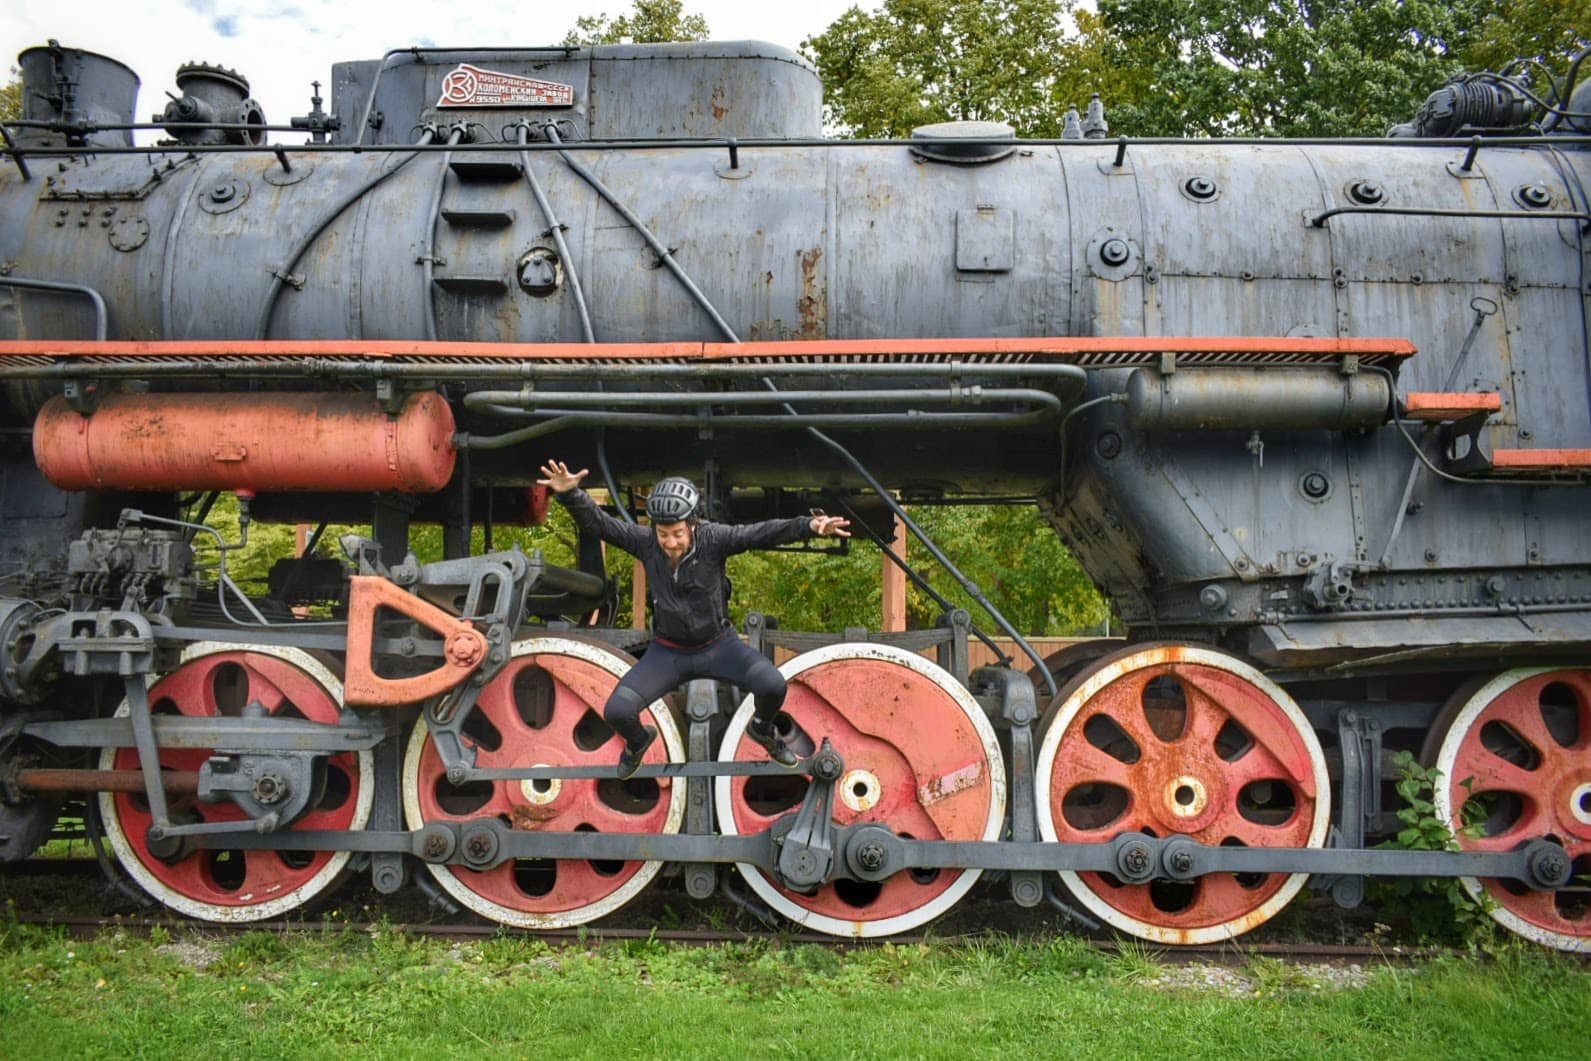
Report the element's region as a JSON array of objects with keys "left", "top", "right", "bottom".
[
  {"left": 803, "top": 0, "right": 1095, "bottom": 137},
  {"left": 0, "top": 73, "right": 22, "bottom": 124},
  {"left": 1457, "top": 0, "right": 1590, "bottom": 110},
  {"left": 1096, "top": 0, "right": 1515, "bottom": 136},
  {"left": 725, "top": 503, "right": 1108, "bottom": 636},
  {"left": 562, "top": 0, "right": 710, "bottom": 46}
]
